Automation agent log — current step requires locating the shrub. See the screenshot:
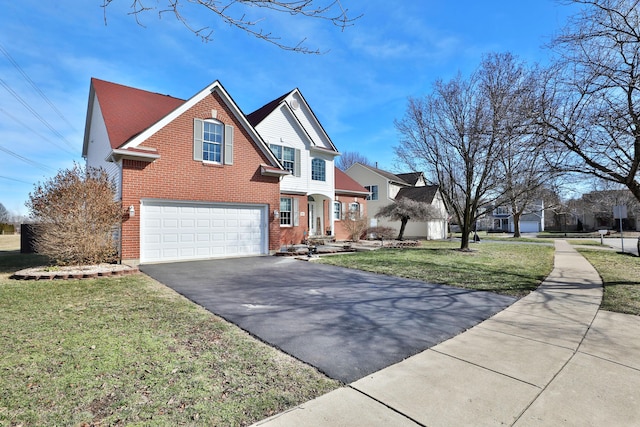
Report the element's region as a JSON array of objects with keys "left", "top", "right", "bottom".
[
  {"left": 26, "top": 164, "right": 122, "bottom": 266},
  {"left": 366, "top": 226, "right": 396, "bottom": 241}
]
